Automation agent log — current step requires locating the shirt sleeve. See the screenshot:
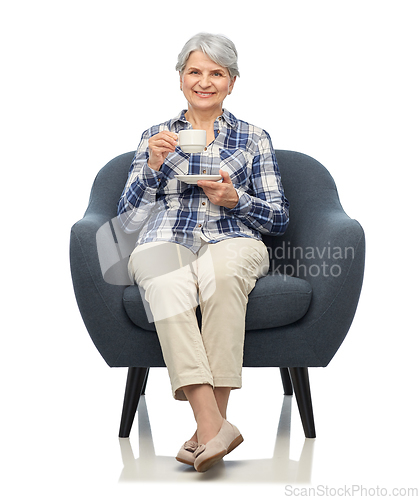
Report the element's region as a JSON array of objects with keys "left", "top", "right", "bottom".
[
  {"left": 226, "top": 131, "right": 290, "bottom": 236},
  {"left": 117, "top": 129, "right": 163, "bottom": 233}
]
